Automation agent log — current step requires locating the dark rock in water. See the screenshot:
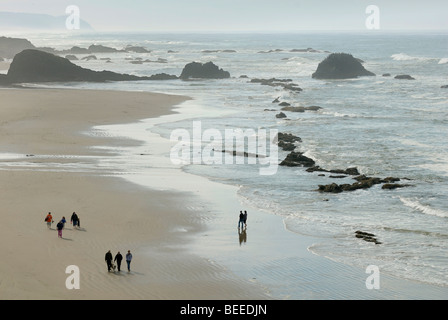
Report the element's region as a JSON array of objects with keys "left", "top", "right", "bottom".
[
  {"left": 69, "top": 46, "right": 90, "bottom": 54},
  {"left": 277, "top": 132, "right": 302, "bottom": 144},
  {"left": 382, "top": 73, "right": 391, "bottom": 77},
  {"left": 306, "top": 166, "right": 360, "bottom": 176},
  {"left": 395, "top": 74, "right": 415, "bottom": 80},
  {"left": 272, "top": 97, "right": 280, "bottom": 103},
  {"left": 65, "top": 54, "right": 78, "bottom": 61},
  {"left": 180, "top": 61, "right": 230, "bottom": 80},
  {"left": 280, "top": 151, "right": 315, "bottom": 167},
  {"left": 88, "top": 44, "right": 124, "bottom": 53},
  {"left": 312, "top": 53, "right": 375, "bottom": 79},
  {"left": 250, "top": 78, "right": 302, "bottom": 93},
  {"left": 147, "top": 73, "right": 178, "bottom": 80},
  {"left": 125, "top": 45, "right": 151, "bottom": 53},
  {"left": 4, "top": 49, "right": 153, "bottom": 84},
  {"left": 275, "top": 112, "right": 287, "bottom": 119},
  {"left": 318, "top": 183, "right": 343, "bottom": 193},
  {"left": 381, "top": 183, "right": 412, "bottom": 190},
  {"left": 355, "top": 231, "right": 381, "bottom": 245},
  {"left": 281, "top": 106, "right": 322, "bottom": 113},
  {"left": 441, "top": 85, "right": 448, "bottom": 88},
  {"left": 276, "top": 132, "right": 302, "bottom": 151},
  {"left": 317, "top": 174, "right": 409, "bottom": 193},
  {"left": 0, "top": 36, "right": 35, "bottom": 59},
  {"left": 281, "top": 106, "right": 305, "bottom": 112}
]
